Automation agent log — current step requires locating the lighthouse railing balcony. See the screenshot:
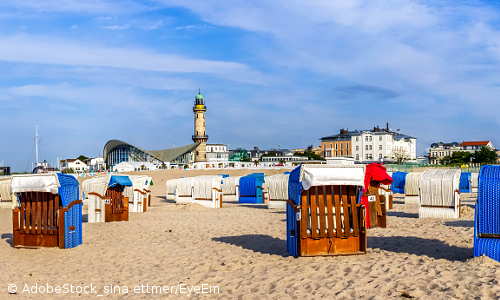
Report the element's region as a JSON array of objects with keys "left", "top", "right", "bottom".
[{"left": 192, "top": 135, "right": 209, "bottom": 140}]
